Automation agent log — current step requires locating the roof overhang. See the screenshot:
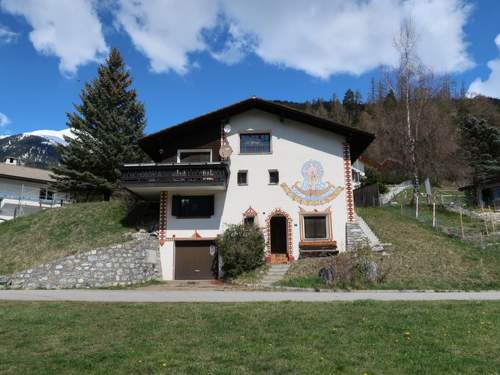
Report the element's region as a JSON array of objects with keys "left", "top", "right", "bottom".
[{"left": 139, "top": 97, "right": 375, "bottom": 163}]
